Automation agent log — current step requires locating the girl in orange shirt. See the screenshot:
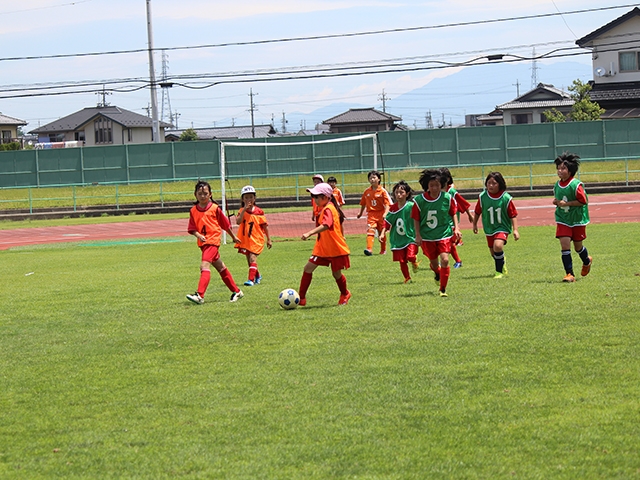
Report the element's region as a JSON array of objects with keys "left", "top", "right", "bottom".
[
  {"left": 235, "top": 185, "right": 272, "bottom": 286},
  {"left": 186, "top": 180, "right": 244, "bottom": 304},
  {"left": 299, "top": 183, "right": 351, "bottom": 306}
]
